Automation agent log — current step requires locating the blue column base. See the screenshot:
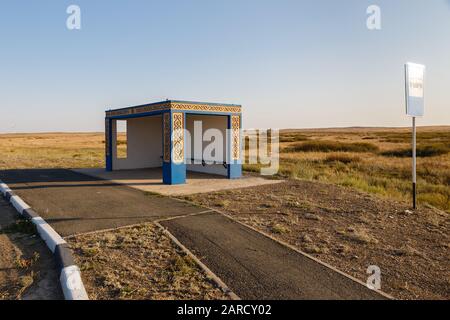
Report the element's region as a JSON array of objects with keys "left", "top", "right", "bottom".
[
  {"left": 105, "top": 118, "right": 113, "bottom": 171},
  {"left": 228, "top": 162, "right": 242, "bottom": 179},
  {"left": 163, "top": 162, "right": 186, "bottom": 185},
  {"left": 106, "top": 155, "right": 112, "bottom": 171},
  {"left": 227, "top": 114, "right": 242, "bottom": 180}
]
